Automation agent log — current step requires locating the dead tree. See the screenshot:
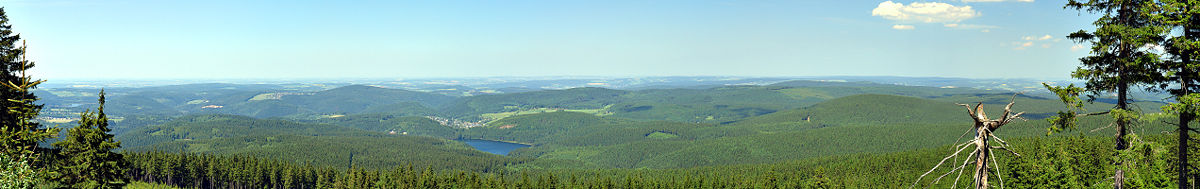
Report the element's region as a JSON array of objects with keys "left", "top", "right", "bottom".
[{"left": 911, "top": 94, "right": 1024, "bottom": 189}]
